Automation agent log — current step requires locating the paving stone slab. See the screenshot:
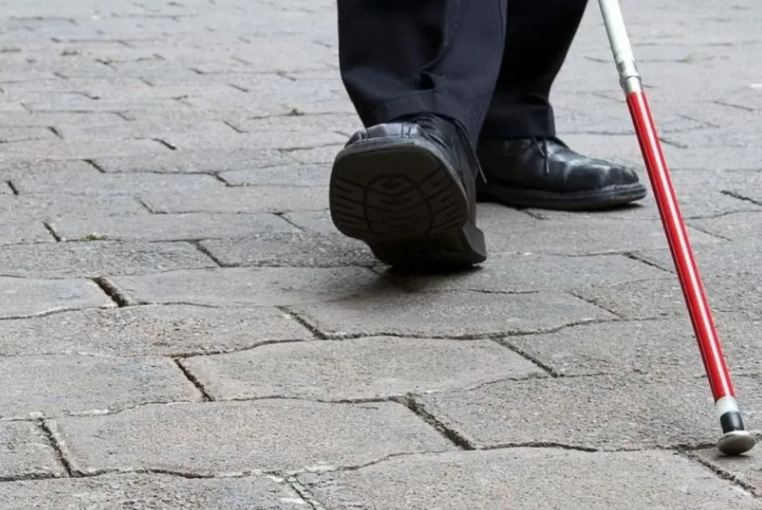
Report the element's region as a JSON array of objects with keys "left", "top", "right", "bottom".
[
  {"left": 0, "top": 111, "right": 125, "bottom": 129},
  {"left": 51, "top": 400, "right": 454, "bottom": 475},
  {"left": 285, "top": 145, "right": 343, "bottom": 165},
  {"left": 0, "top": 125, "right": 57, "bottom": 143},
  {"left": 482, "top": 216, "right": 721, "bottom": 255},
  {"left": 141, "top": 186, "right": 328, "bottom": 213},
  {"left": 0, "top": 241, "right": 215, "bottom": 278},
  {"left": 300, "top": 448, "right": 759, "bottom": 510},
  {"left": 290, "top": 288, "right": 614, "bottom": 338},
  {"left": 219, "top": 163, "right": 331, "bottom": 187},
  {"left": 418, "top": 374, "right": 762, "bottom": 450},
  {"left": 182, "top": 337, "right": 544, "bottom": 401},
  {"left": 574, "top": 273, "right": 762, "bottom": 319},
  {"left": 0, "top": 277, "right": 113, "bottom": 318},
  {"left": 0, "top": 355, "right": 199, "bottom": 419},
  {"left": 691, "top": 212, "right": 762, "bottom": 242},
  {"left": 199, "top": 232, "right": 375, "bottom": 268},
  {"left": 109, "top": 267, "right": 386, "bottom": 307},
  {"left": 0, "top": 474, "right": 307, "bottom": 510},
  {"left": 0, "top": 305, "right": 311, "bottom": 357},
  {"left": 163, "top": 123, "right": 345, "bottom": 151},
  {"left": 51, "top": 212, "right": 297, "bottom": 242},
  {"left": 0, "top": 216, "right": 52, "bottom": 245},
  {"left": 506, "top": 313, "right": 762, "bottom": 377},
  {"left": 55, "top": 119, "right": 235, "bottom": 143},
  {"left": 3, "top": 193, "right": 147, "bottom": 219},
  {"left": 636, "top": 240, "right": 762, "bottom": 276},
  {"left": 0, "top": 421, "right": 64, "bottom": 480},
  {"left": 282, "top": 209, "right": 340, "bottom": 234},
  {"left": 693, "top": 448, "right": 762, "bottom": 497},
  {"left": 388, "top": 253, "right": 667, "bottom": 293},
  {"left": 0, "top": 138, "right": 167, "bottom": 161},
  {"left": 92, "top": 148, "right": 290, "bottom": 174},
  {"left": 11, "top": 168, "right": 220, "bottom": 195},
  {"left": 0, "top": 159, "right": 94, "bottom": 180}
]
